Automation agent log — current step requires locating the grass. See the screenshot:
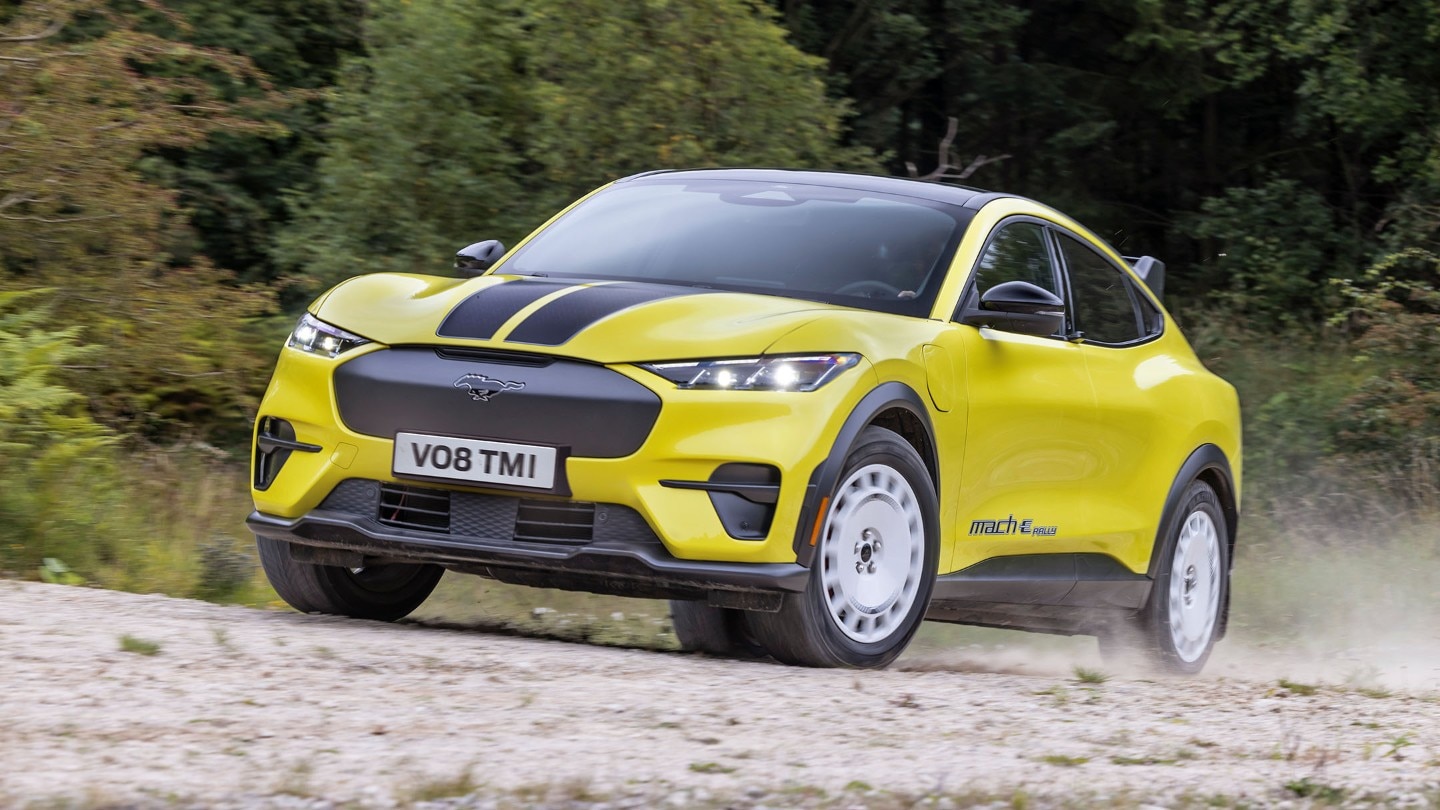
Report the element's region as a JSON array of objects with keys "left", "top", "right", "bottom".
[
  {"left": 1283, "top": 778, "right": 1345, "bottom": 803},
  {"left": 1277, "top": 678, "right": 1319, "bottom": 696},
  {"left": 688, "top": 762, "right": 738, "bottom": 774},
  {"left": 2, "top": 446, "right": 277, "bottom": 607},
  {"left": 402, "top": 768, "right": 479, "bottom": 803},
  {"left": 1072, "top": 665, "right": 1108, "bottom": 684},
  {"left": 118, "top": 634, "right": 161, "bottom": 656},
  {"left": 1040, "top": 755, "right": 1089, "bottom": 767}
]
